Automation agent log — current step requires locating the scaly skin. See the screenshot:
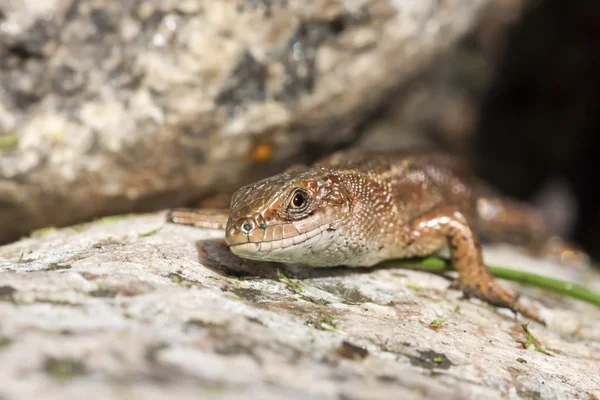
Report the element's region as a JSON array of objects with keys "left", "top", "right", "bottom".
[{"left": 167, "top": 150, "right": 587, "bottom": 324}]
